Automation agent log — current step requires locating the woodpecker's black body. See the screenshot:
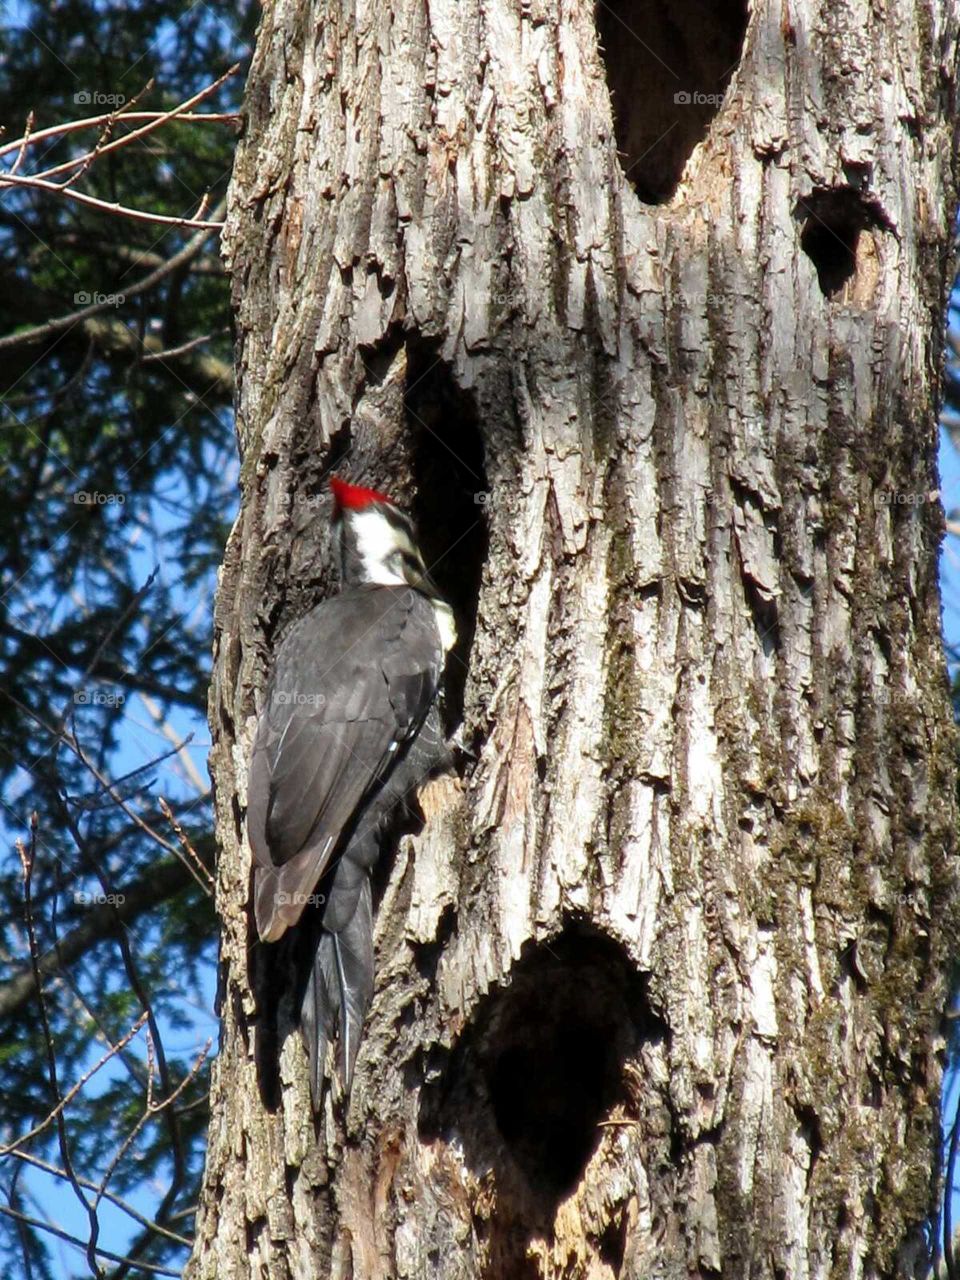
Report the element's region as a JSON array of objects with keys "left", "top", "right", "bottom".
[{"left": 248, "top": 478, "right": 454, "bottom": 1102}]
